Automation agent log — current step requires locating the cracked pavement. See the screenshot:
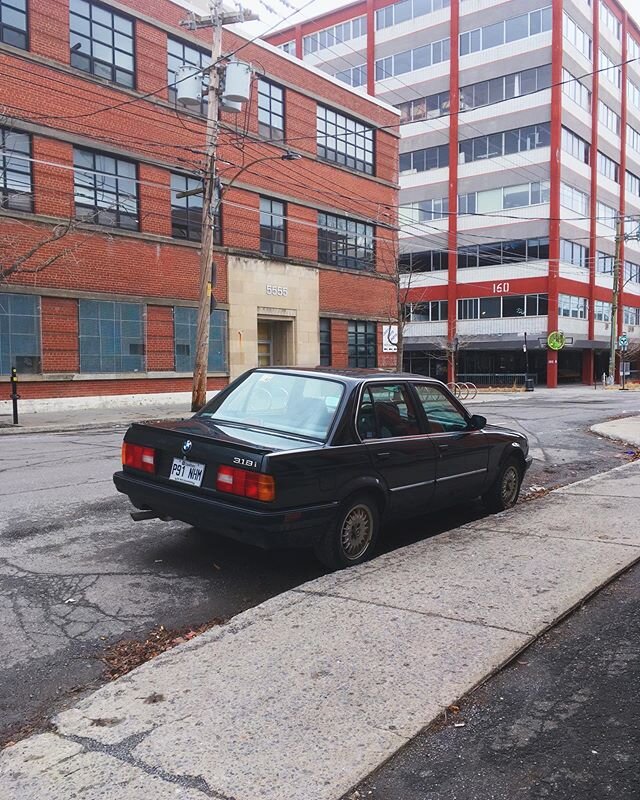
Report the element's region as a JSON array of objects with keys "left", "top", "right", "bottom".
[{"left": 0, "top": 390, "right": 638, "bottom": 747}]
